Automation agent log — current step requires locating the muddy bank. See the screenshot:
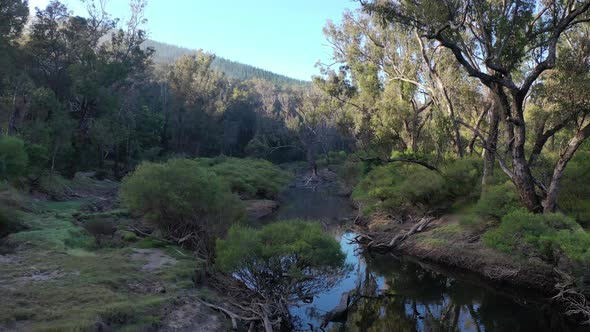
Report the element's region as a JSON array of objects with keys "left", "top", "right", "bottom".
[{"left": 355, "top": 214, "right": 557, "bottom": 293}]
